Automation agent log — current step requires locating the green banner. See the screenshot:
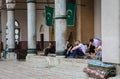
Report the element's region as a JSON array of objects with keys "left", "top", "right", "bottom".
[
  {"left": 66, "top": 3, "right": 75, "bottom": 26},
  {"left": 45, "top": 6, "right": 54, "bottom": 26}
]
